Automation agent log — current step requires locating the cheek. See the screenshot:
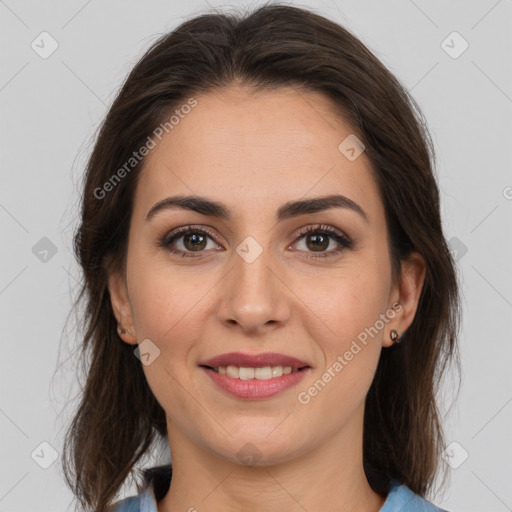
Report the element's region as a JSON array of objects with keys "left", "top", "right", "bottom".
[
  {"left": 128, "top": 252, "right": 210, "bottom": 343},
  {"left": 296, "top": 259, "right": 387, "bottom": 395},
  {"left": 299, "top": 258, "right": 388, "bottom": 341},
  {"left": 129, "top": 263, "right": 212, "bottom": 424}
]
